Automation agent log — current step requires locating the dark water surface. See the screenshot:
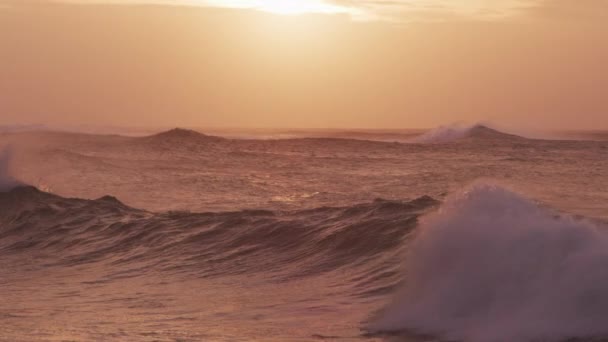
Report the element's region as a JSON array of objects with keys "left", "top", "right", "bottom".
[{"left": 1, "top": 126, "right": 607, "bottom": 341}]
